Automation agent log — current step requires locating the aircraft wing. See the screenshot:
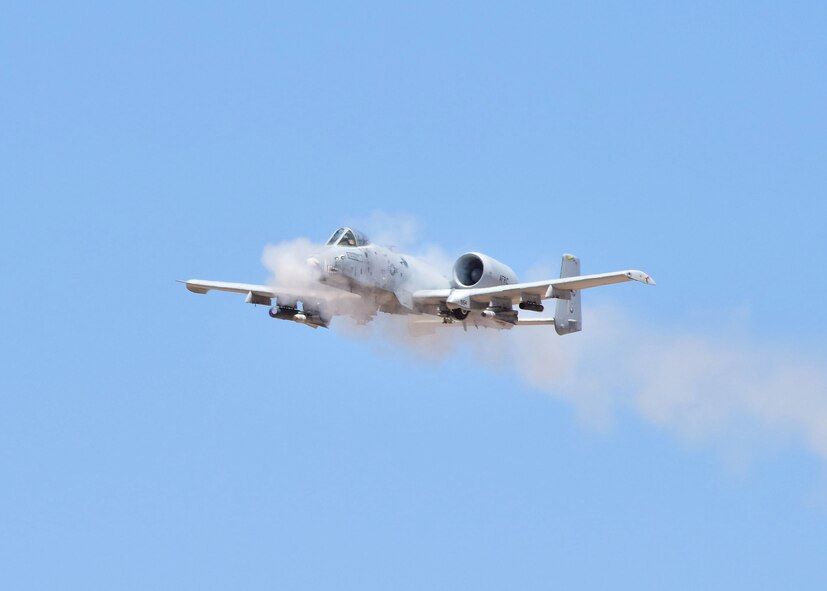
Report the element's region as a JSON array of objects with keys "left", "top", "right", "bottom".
[
  {"left": 412, "top": 270, "right": 655, "bottom": 306},
  {"left": 180, "top": 279, "right": 361, "bottom": 311},
  {"left": 183, "top": 279, "right": 279, "bottom": 297}
]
